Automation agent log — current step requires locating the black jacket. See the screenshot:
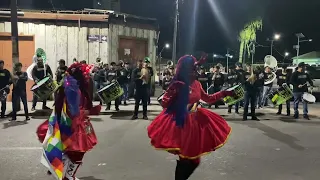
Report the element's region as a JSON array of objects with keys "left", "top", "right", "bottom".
[{"left": 290, "top": 71, "right": 313, "bottom": 92}]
